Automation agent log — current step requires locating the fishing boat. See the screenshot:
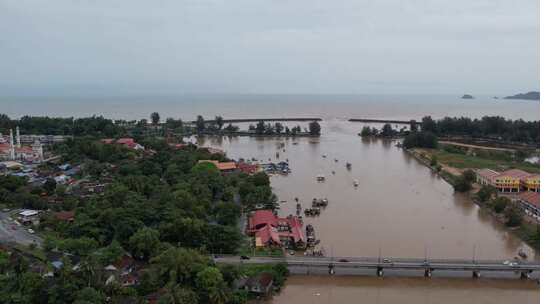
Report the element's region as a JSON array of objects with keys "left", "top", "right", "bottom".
[
  {"left": 312, "top": 198, "right": 328, "bottom": 208},
  {"left": 316, "top": 174, "right": 325, "bottom": 181},
  {"left": 346, "top": 162, "right": 352, "bottom": 170},
  {"left": 353, "top": 179, "right": 359, "bottom": 187},
  {"left": 304, "top": 208, "right": 321, "bottom": 216},
  {"left": 322, "top": 154, "right": 327, "bottom": 158}
]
